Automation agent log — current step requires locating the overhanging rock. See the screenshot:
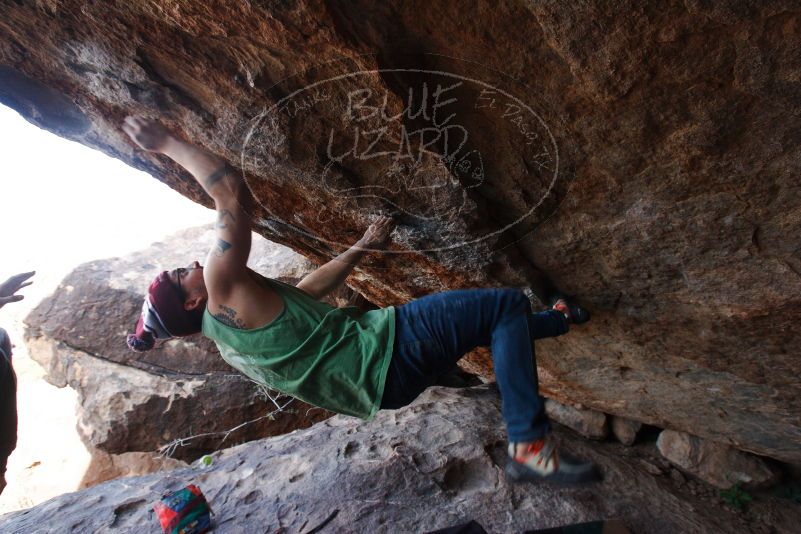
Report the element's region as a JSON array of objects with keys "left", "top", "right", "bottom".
[{"left": 2, "top": 1, "right": 800, "bottom": 462}]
